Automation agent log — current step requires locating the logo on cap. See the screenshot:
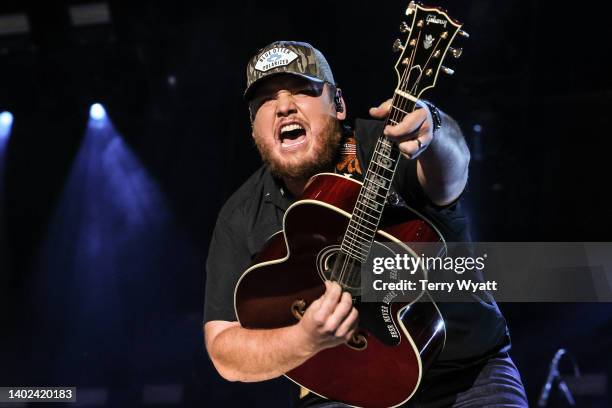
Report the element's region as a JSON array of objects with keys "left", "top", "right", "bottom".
[{"left": 254, "top": 47, "right": 299, "bottom": 72}]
